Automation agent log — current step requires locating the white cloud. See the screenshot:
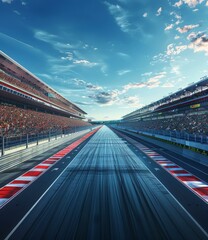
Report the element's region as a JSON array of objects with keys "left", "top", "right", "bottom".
[
  {"left": 123, "top": 82, "right": 147, "bottom": 90},
  {"left": 177, "top": 24, "right": 199, "bottom": 33},
  {"left": 165, "top": 24, "right": 174, "bottom": 31},
  {"left": 175, "top": 14, "right": 182, "bottom": 20},
  {"left": 123, "top": 72, "right": 166, "bottom": 90},
  {"left": 188, "top": 32, "right": 208, "bottom": 55},
  {"left": 187, "top": 32, "right": 197, "bottom": 40},
  {"left": 37, "top": 73, "right": 53, "bottom": 80},
  {"left": 104, "top": 1, "right": 143, "bottom": 34},
  {"left": 74, "top": 79, "right": 103, "bottom": 91},
  {"left": 34, "top": 30, "right": 57, "bottom": 43},
  {"left": 13, "top": 10, "right": 21, "bottom": 15},
  {"left": 184, "top": 0, "right": 204, "bottom": 7},
  {"left": 151, "top": 53, "right": 169, "bottom": 65},
  {"left": 89, "top": 90, "right": 120, "bottom": 105},
  {"left": 173, "top": 0, "right": 183, "bottom": 7},
  {"left": 61, "top": 52, "right": 73, "bottom": 61},
  {"left": 156, "top": 7, "right": 162, "bottom": 16},
  {"left": 206, "top": 1, "right": 208, "bottom": 5},
  {"left": 174, "top": 35, "right": 180, "bottom": 39},
  {"left": 175, "top": 20, "right": 182, "bottom": 25},
  {"left": 73, "top": 59, "right": 98, "bottom": 67},
  {"left": 88, "top": 90, "right": 142, "bottom": 108},
  {"left": 171, "top": 66, "right": 180, "bottom": 75},
  {"left": 117, "top": 52, "right": 129, "bottom": 58},
  {"left": 166, "top": 43, "right": 187, "bottom": 55},
  {"left": 174, "top": 0, "right": 205, "bottom": 8},
  {"left": 34, "top": 30, "right": 78, "bottom": 53},
  {"left": 120, "top": 96, "right": 143, "bottom": 108},
  {"left": 143, "top": 12, "right": 148, "bottom": 17},
  {"left": 147, "top": 72, "right": 166, "bottom": 88},
  {"left": 141, "top": 72, "right": 152, "bottom": 77},
  {"left": 1, "top": 0, "right": 13, "bottom": 3},
  {"left": 117, "top": 69, "right": 131, "bottom": 76},
  {"left": 170, "top": 12, "right": 182, "bottom": 25},
  {"left": 104, "top": 2, "right": 130, "bottom": 33},
  {"left": 162, "top": 82, "right": 175, "bottom": 88}
]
